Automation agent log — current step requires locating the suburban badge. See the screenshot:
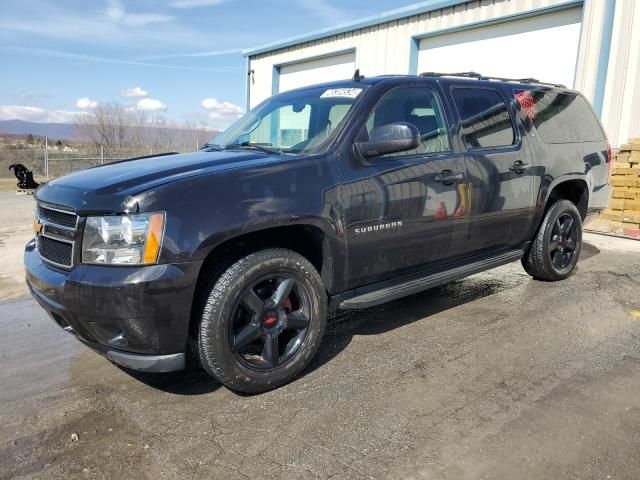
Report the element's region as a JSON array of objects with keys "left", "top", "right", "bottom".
[{"left": 354, "top": 220, "right": 403, "bottom": 235}]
